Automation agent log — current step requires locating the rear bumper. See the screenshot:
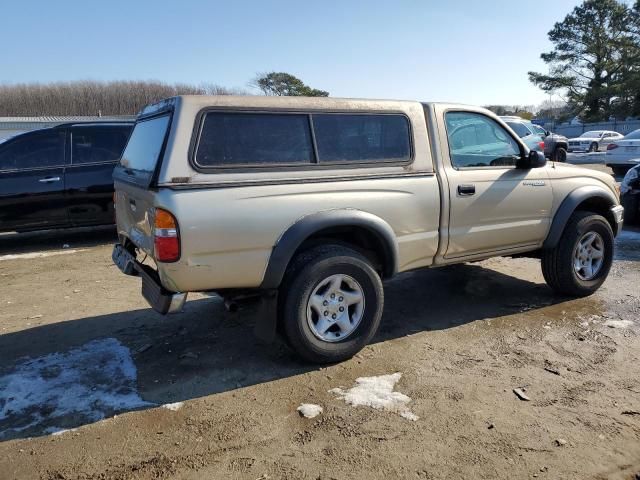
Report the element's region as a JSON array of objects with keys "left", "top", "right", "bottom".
[{"left": 112, "top": 244, "right": 187, "bottom": 314}]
